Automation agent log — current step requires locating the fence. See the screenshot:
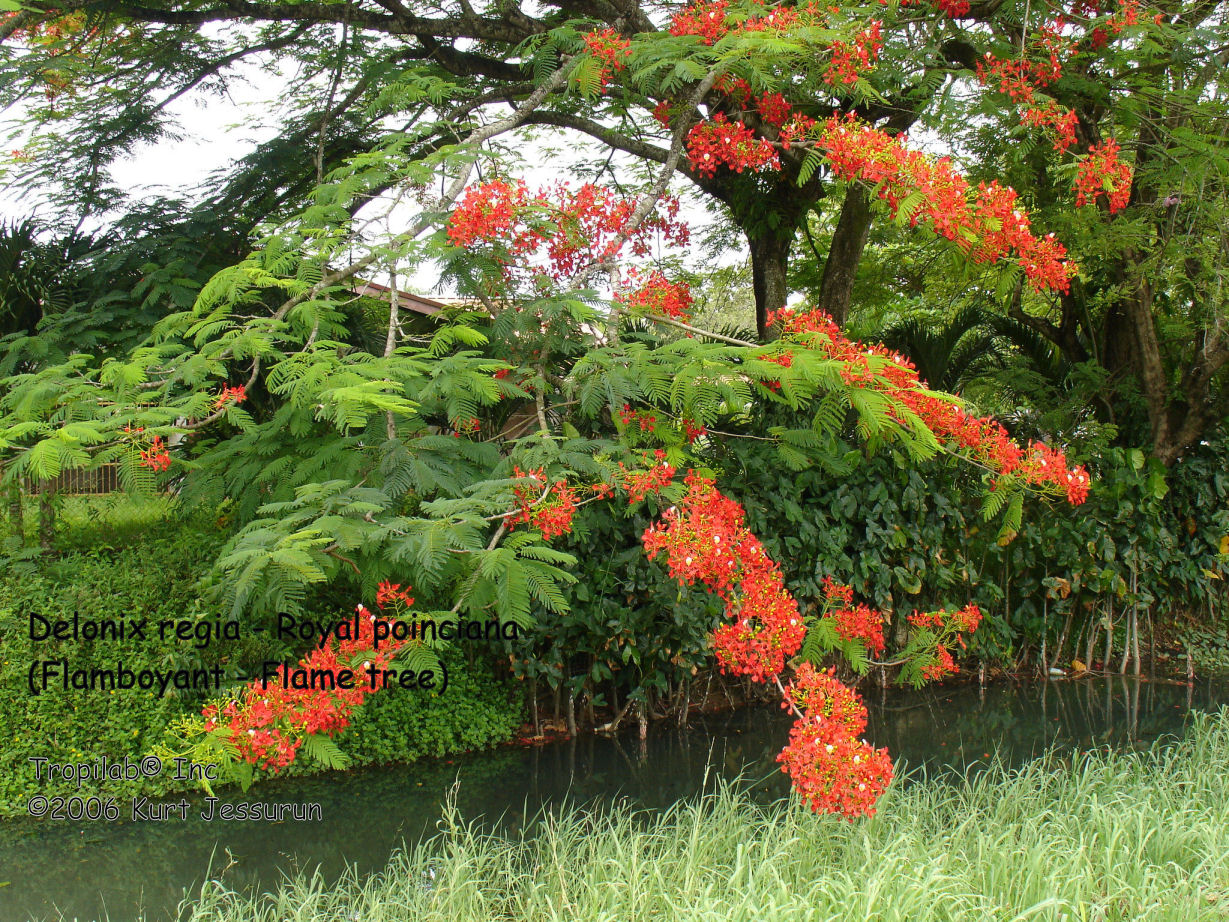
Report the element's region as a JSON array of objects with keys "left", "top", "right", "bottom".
[{"left": 23, "top": 464, "right": 121, "bottom": 495}]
